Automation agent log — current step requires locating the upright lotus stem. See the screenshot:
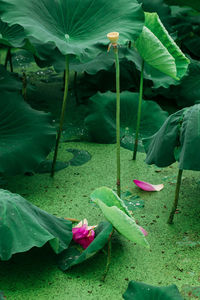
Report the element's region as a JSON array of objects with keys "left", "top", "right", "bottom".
[
  {"left": 5, "top": 48, "right": 13, "bottom": 72},
  {"left": 22, "top": 71, "right": 27, "bottom": 100},
  {"left": 51, "top": 55, "right": 69, "bottom": 177},
  {"left": 168, "top": 169, "right": 183, "bottom": 224},
  {"left": 133, "top": 60, "right": 144, "bottom": 160},
  {"left": 107, "top": 32, "right": 121, "bottom": 197}
]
